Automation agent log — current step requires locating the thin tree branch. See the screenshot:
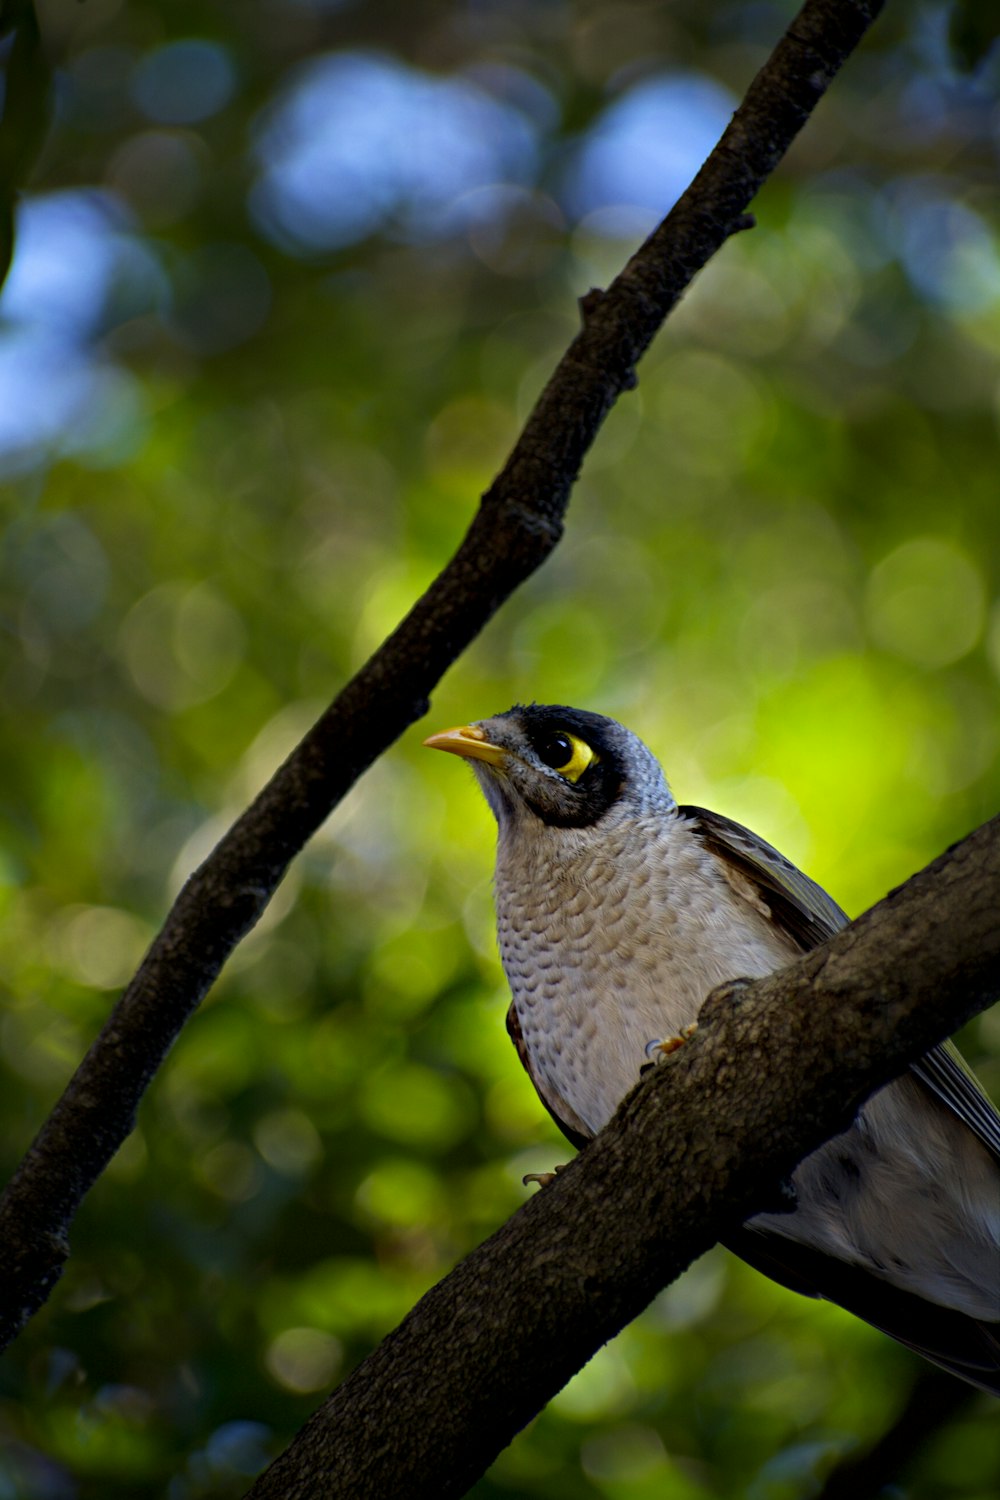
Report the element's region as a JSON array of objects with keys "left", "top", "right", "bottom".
[
  {"left": 0, "top": 0, "right": 886, "bottom": 1349},
  {"left": 245, "top": 817, "right": 1000, "bottom": 1500}
]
